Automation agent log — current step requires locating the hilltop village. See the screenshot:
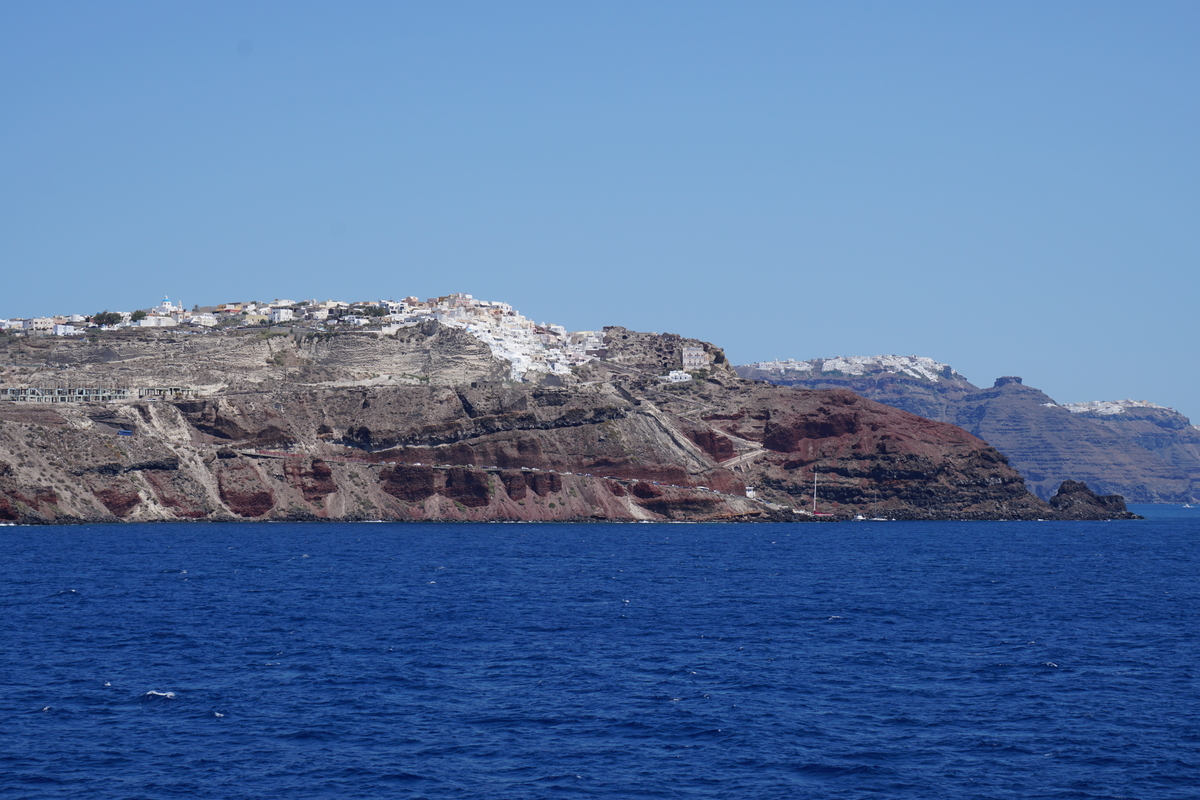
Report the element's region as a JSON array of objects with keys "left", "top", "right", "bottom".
[{"left": 0, "top": 293, "right": 701, "bottom": 384}]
